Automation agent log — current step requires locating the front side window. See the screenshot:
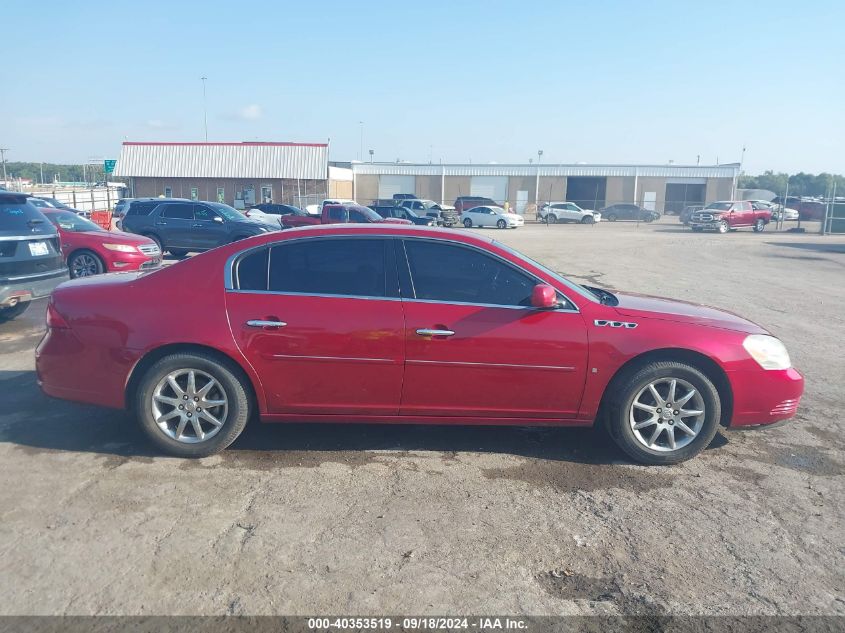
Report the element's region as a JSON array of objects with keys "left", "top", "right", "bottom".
[
  {"left": 194, "top": 205, "right": 221, "bottom": 222},
  {"left": 160, "top": 203, "right": 194, "bottom": 219},
  {"left": 404, "top": 240, "right": 536, "bottom": 307},
  {"left": 268, "top": 238, "right": 388, "bottom": 298}
]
